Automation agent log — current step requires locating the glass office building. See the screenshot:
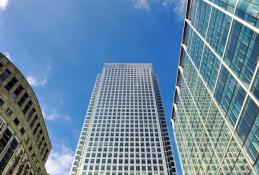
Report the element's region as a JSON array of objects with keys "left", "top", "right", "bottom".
[
  {"left": 172, "top": 0, "right": 259, "bottom": 174},
  {"left": 70, "top": 64, "right": 176, "bottom": 175}
]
